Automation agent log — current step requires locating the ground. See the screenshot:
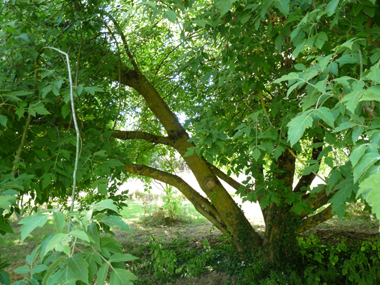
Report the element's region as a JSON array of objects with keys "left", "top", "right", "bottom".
[
  {"left": 113, "top": 213, "right": 379, "bottom": 285},
  {"left": 3, "top": 196, "right": 379, "bottom": 284}
]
